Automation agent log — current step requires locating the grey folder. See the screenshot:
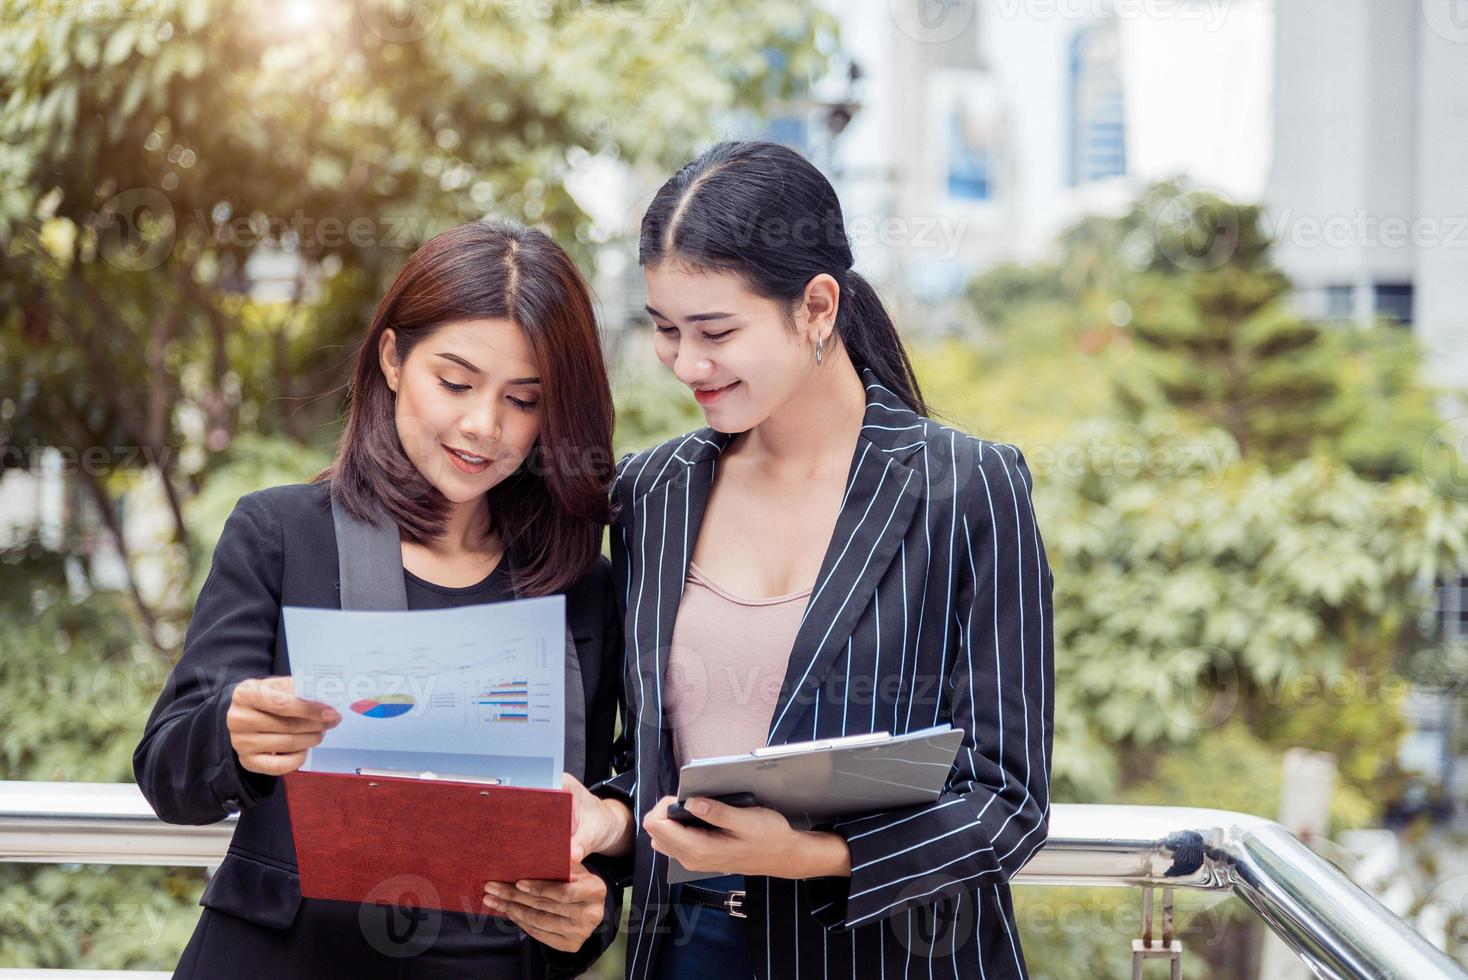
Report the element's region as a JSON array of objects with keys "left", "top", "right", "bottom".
[{"left": 668, "top": 724, "right": 965, "bottom": 883}]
